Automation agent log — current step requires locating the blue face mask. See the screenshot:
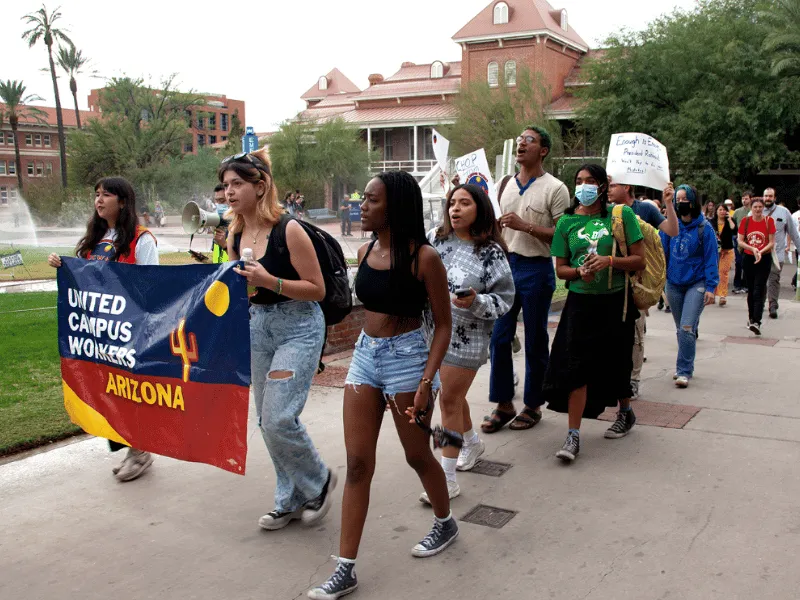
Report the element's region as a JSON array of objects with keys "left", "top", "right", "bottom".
[{"left": 575, "top": 183, "right": 599, "bottom": 206}]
